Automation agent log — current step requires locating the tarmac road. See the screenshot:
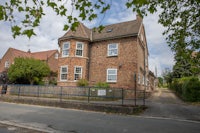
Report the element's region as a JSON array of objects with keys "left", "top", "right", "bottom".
[{"left": 0, "top": 101, "right": 200, "bottom": 133}]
